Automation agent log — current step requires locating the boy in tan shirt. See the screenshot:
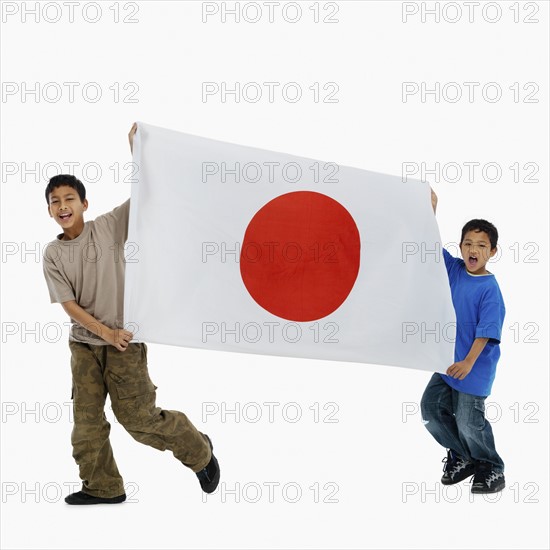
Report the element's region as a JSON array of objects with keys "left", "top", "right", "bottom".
[{"left": 42, "top": 124, "right": 220, "bottom": 504}]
